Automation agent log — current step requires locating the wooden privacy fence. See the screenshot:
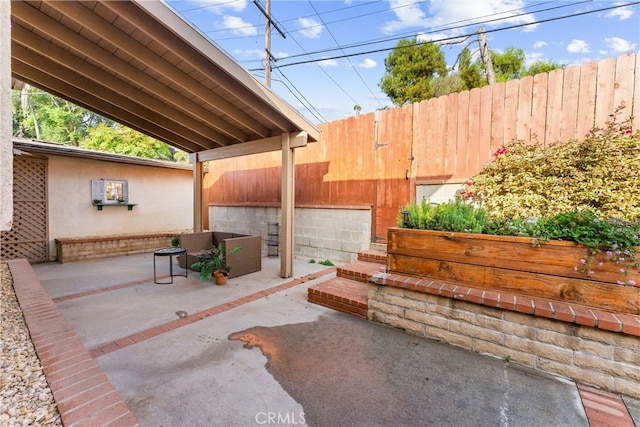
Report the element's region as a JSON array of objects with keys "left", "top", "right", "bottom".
[
  {"left": 204, "top": 52, "right": 639, "bottom": 241},
  {"left": 413, "top": 51, "right": 640, "bottom": 184}
]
